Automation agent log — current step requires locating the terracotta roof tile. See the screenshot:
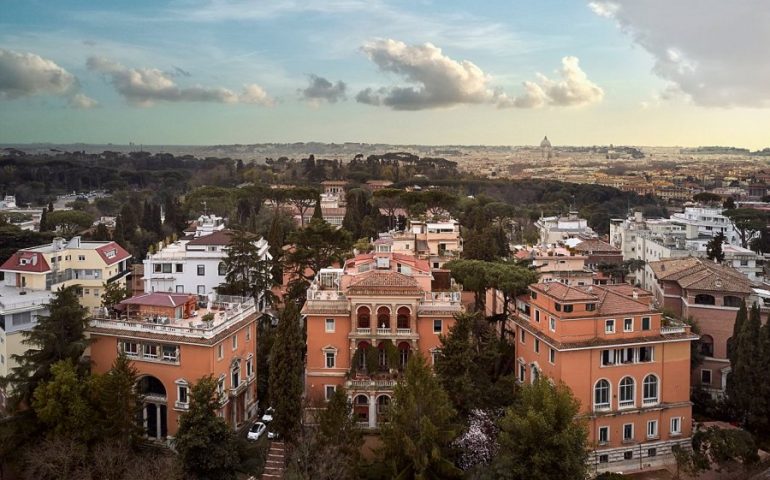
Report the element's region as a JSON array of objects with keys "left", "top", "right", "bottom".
[
  {"left": 649, "top": 257, "right": 752, "bottom": 293},
  {"left": 95, "top": 242, "right": 131, "bottom": 265},
  {"left": 0, "top": 251, "right": 51, "bottom": 273},
  {"left": 186, "top": 230, "right": 232, "bottom": 246},
  {"left": 120, "top": 292, "right": 195, "bottom": 308}
]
